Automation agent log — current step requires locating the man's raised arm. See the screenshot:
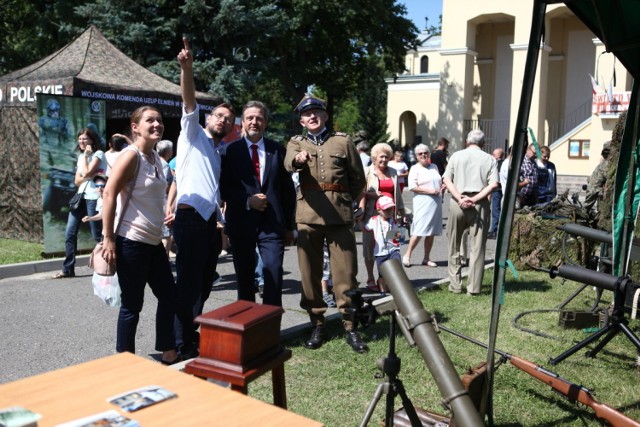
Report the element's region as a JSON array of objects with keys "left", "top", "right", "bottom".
[{"left": 178, "top": 37, "right": 196, "bottom": 113}]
